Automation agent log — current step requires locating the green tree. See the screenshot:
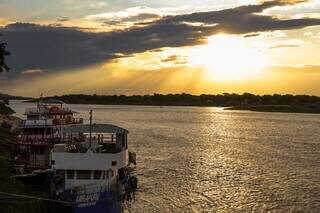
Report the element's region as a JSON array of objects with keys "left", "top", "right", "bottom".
[{"left": 0, "top": 37, "right": 10, "bottom": 72}]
